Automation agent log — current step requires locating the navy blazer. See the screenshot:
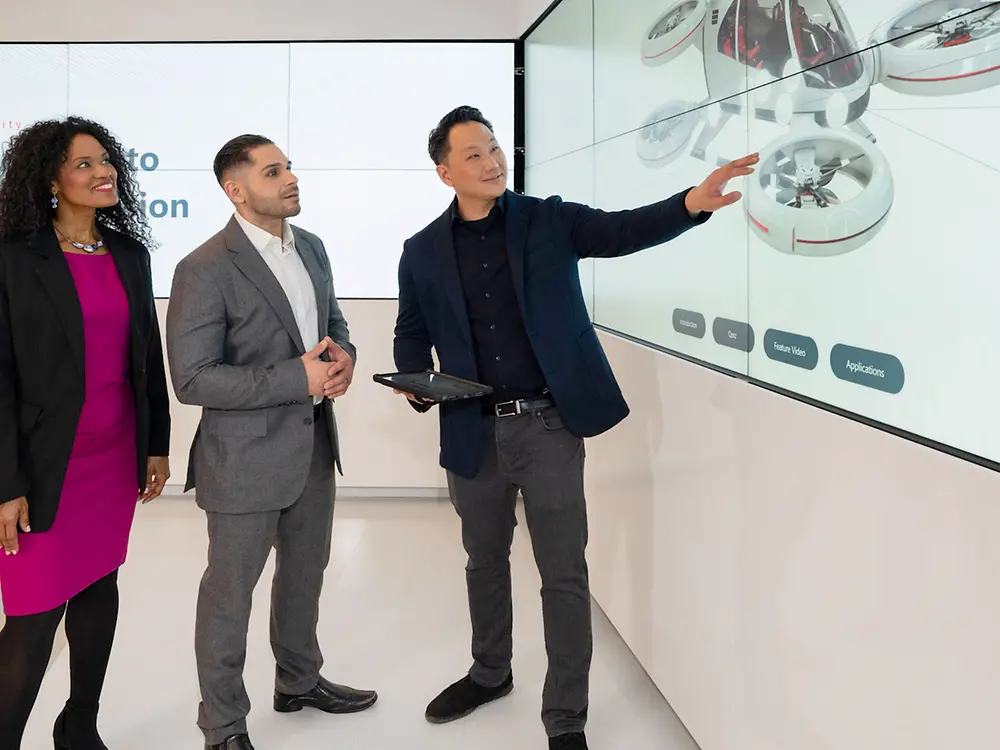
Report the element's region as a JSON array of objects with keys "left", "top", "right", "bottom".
[{"left": 393, "top": 188, "right": 710, "bottom": 479}]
